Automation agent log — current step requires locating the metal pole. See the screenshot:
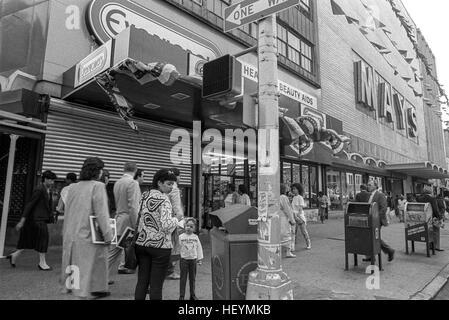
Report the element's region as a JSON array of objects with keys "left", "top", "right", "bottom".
[
  {"left": 0, "top": 134, "right": 19, "bottom": 258},
  {"left": 246, "top": 14, "right": 293, "bottom": 300}
]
